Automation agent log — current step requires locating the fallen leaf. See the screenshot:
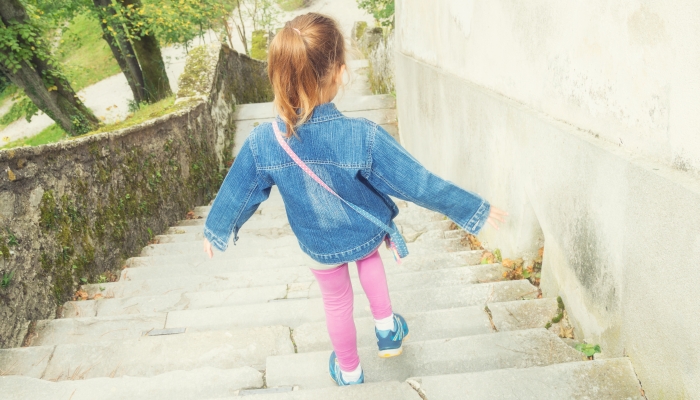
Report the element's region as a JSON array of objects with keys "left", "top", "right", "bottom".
[
  {"left": 93, "top": 294, "right": 103, "bottom": 300},
  {"left": 560, "top": 325, "right": 574, "bottom": 339}
]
